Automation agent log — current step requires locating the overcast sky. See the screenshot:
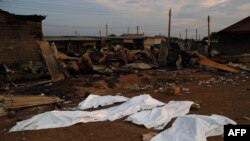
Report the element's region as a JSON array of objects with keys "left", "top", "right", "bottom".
[{"left": 0, "top": 0, "right": 249, "bottom": 38}]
